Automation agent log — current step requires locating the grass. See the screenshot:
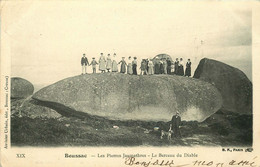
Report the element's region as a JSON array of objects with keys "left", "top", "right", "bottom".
[{"left": 11, "top": 109, "right": 252, "bottom": 147}]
